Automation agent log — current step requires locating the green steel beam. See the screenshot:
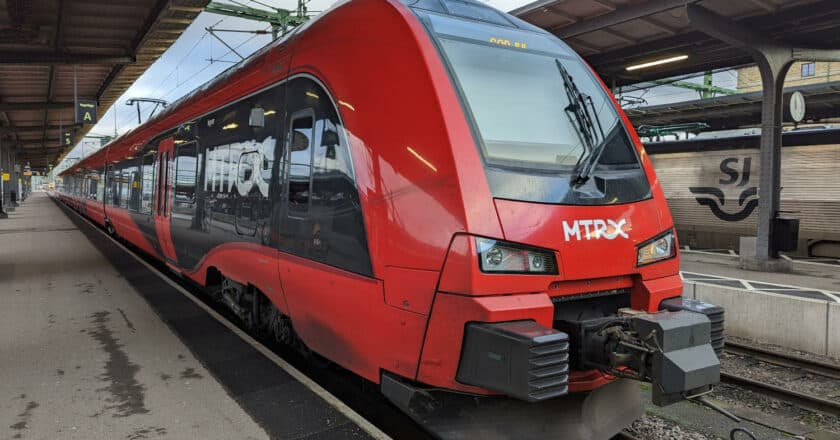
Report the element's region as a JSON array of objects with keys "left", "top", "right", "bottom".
[
  {"left": 652, "top": 75, "right": 737, "bottom": 97},
  {"left": 205, "top": 1, "right": 308, "bottom": 39}
]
